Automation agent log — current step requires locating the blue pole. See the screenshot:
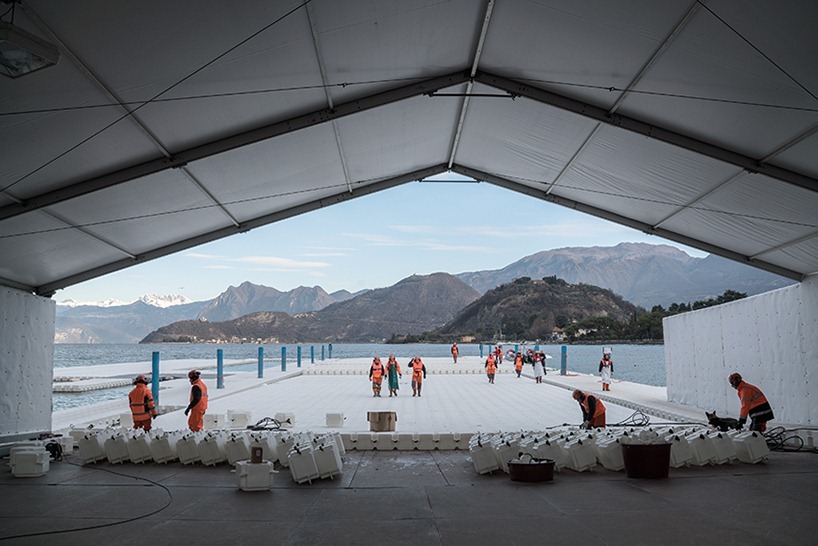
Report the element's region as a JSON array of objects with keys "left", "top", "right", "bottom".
[
  {"left": 297, "top": 346, "right": 302, "bottom": 368},
  {"left": 257, "top": 346, "right": 264, "bottom": 378},
  {"left": 534, "top": 344, "right": 540, "bottom": 352},
  {"left": 560, "top": 345, "right": 567, "bottom": 376},
  {"left": 281, "top": 346, "right": 287, "bottom": 372},
  {"left": 151, "top": 351, "right": 160, "bottom": 406},
  {"left": 310, "top": 345, "right": 315, "bottom": 364},
  {"left": 328, "top": 343, "right": 332, "bottom": 359},
  {"left": 217, "top": 349, "right": 224, "bottom": 389},
  {"left": 515, "top": 344, "right": 519, "bottom": 354},
  {"left": 321, "top": 345, "right": 325, "bottom": 361},
  {"left": 480, "top": 343, "right": 483, "bottom": 358}
]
